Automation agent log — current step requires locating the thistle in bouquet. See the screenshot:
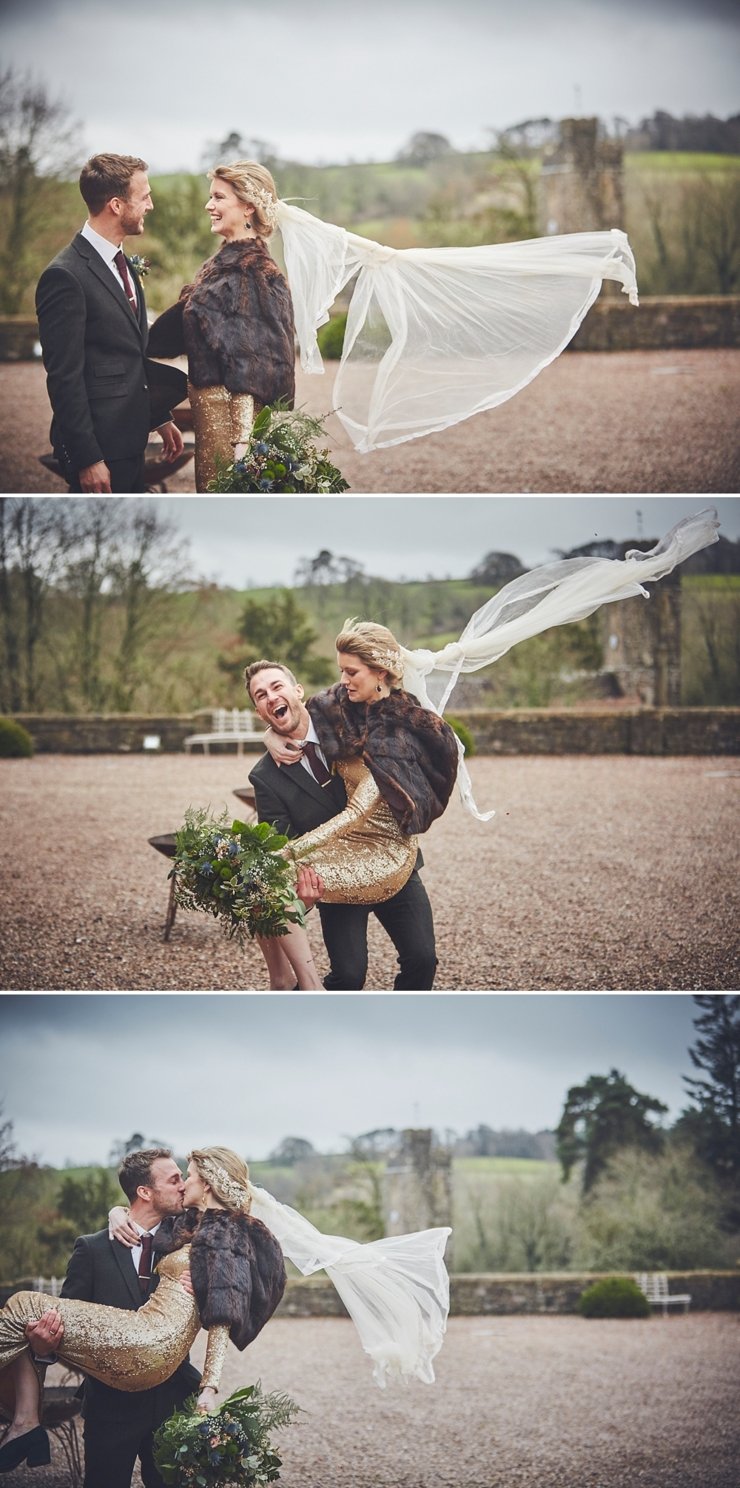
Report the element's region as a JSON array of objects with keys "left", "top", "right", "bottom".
[
  {"left": 207, "top": 401, "right": 349, "bottom": 493},
  {"left": 171, "top": 807, "right": 305, "bottom": 943},
  {"left": 153, "top": 1383, "right": 302, "bottom": 1487}
]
